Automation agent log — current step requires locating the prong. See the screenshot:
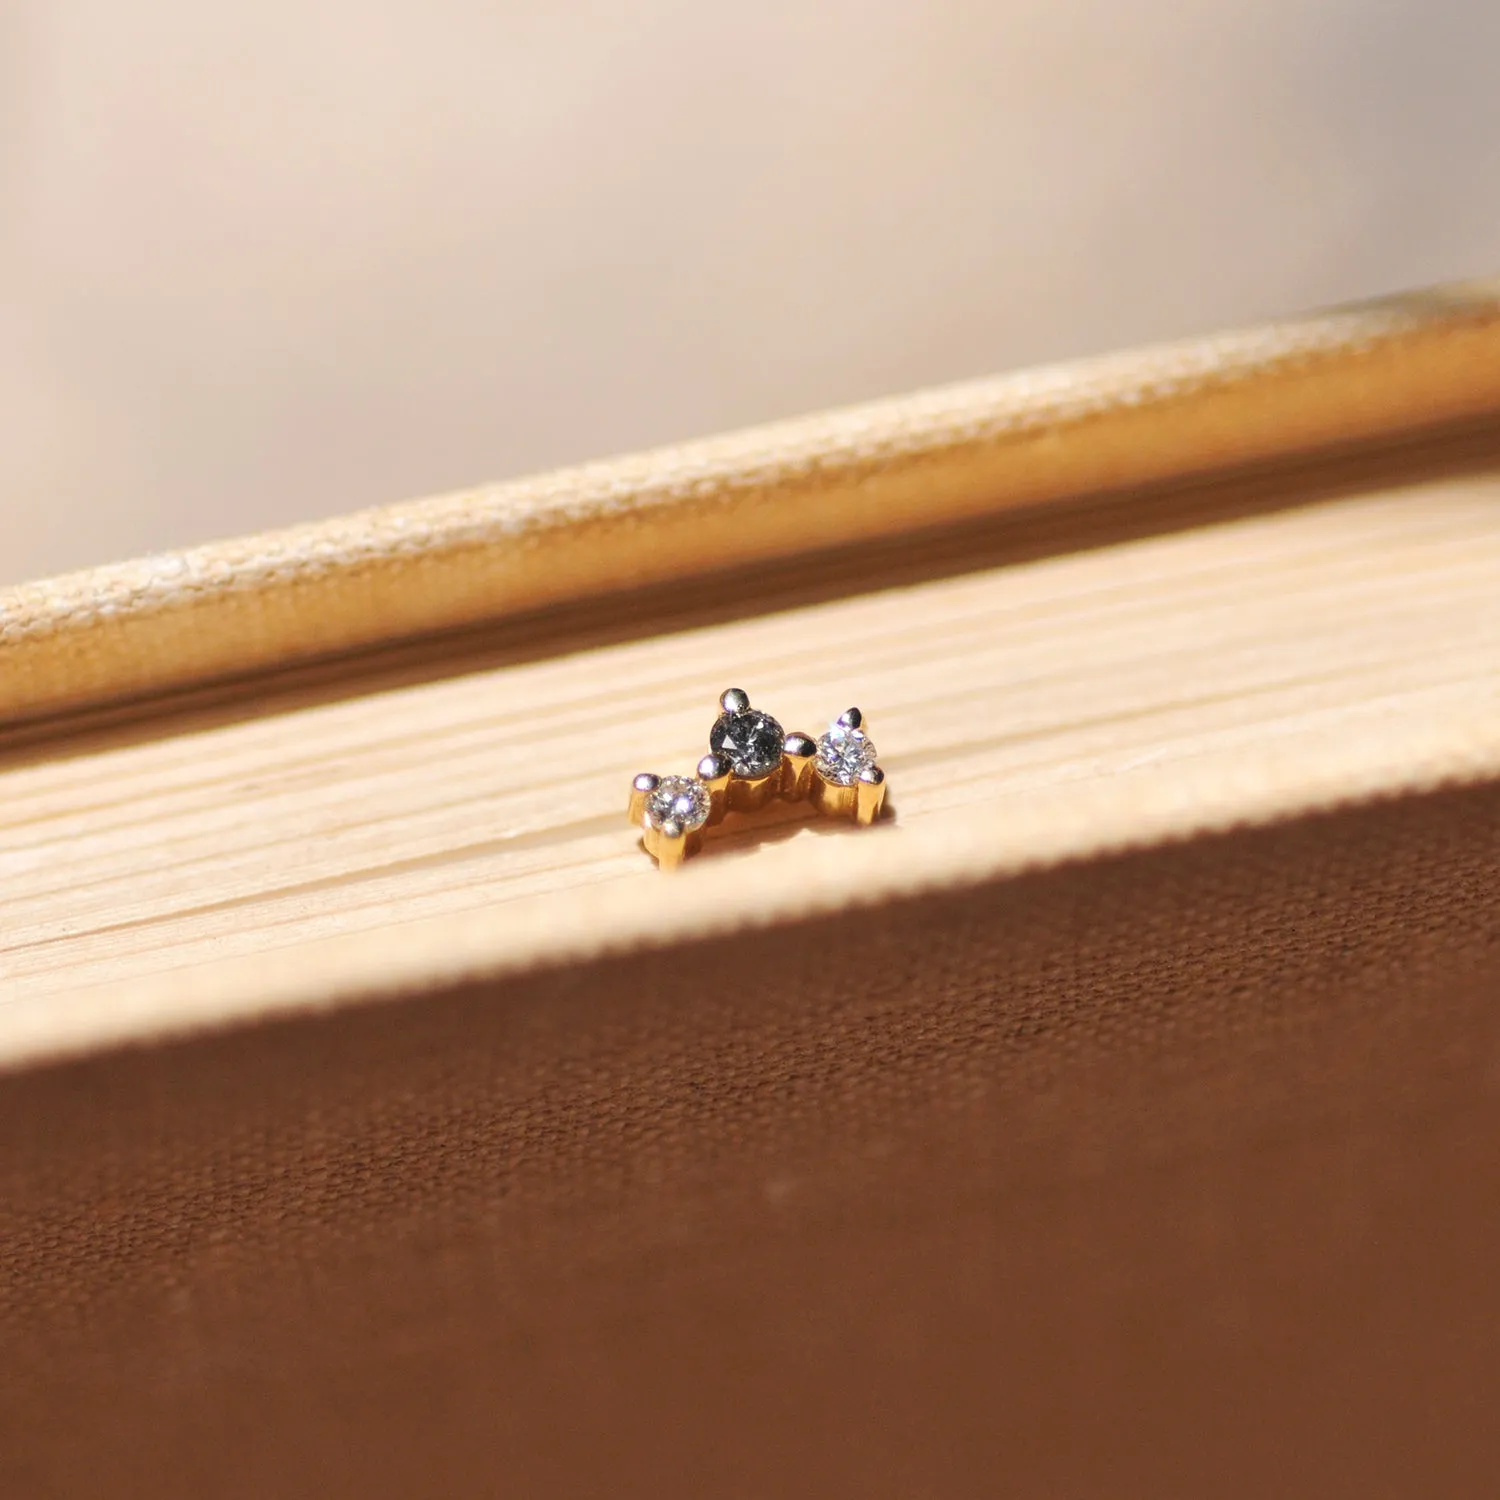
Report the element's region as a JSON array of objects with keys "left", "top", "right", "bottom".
[
  {"left": 726, "top": 767, "right": 781, "bottom": 813},
  {"left": 653, "top": 819, "right": 689, "bottom": 871},
  {"left": 836, "top": 707, "right": 863, "bottom": 730},
  {"left": 808, "top": 772, "right": 857, "bottom": 820},
  {"left": 696, "top": 752, "right": 733, "bottom": 822},
  {"left": 781, "top": 731, "right": 817, "bottom": 799},
  {"left": 628, "top": 771, "right": 660, "bottom": 822},
  {"left": 719, "top": 687, "right": 751, "bottom": 714},
  {"left": 856, "top": 764, "right": 886, "bottom": 826}
]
